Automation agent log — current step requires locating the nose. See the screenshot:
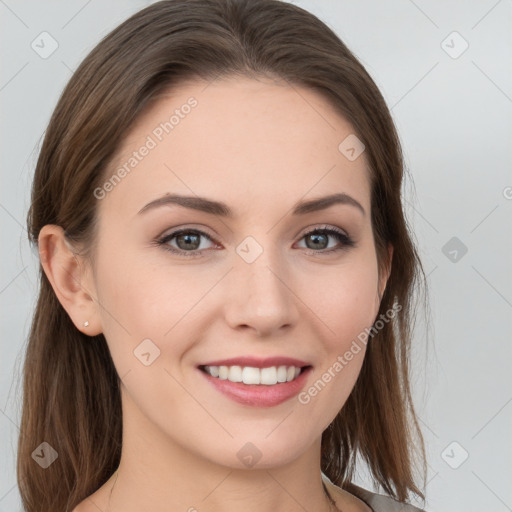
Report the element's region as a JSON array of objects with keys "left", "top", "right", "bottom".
[{"left": 223, "top": 246, "right": 300, "bottom": 338}]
